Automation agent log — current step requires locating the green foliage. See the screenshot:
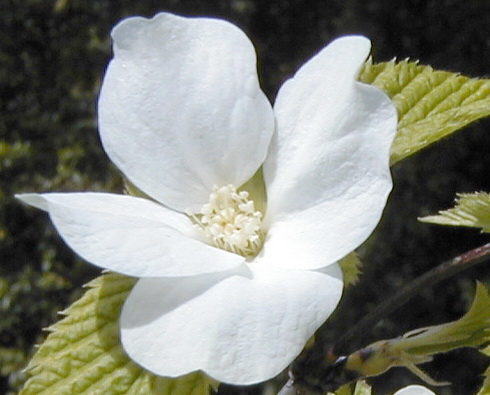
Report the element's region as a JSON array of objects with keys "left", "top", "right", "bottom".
[
  {"left": 358, "top": 60, "right": 490, "bottom": 164},
  {"left": 351, "top": 381, "right": 372, "bottom": 395},
  {"left": 419, "top": 192, "right": 490, "bottom": 233},
  {"left": 397, "top": 282, "right": 490, "bottom": 356},
  {"left": 333, "top": 381, "right": 371, "bottom": 395},
  {"left": 20, "top": 273, "right": 217, "bottom": 395},
  {"left": 477, "top": 286, "right": 490, "bottom": 395},
  {"left": 477, "top": 349, "right": 490, "bottom": 395},
  {"left": 338, "top": 252, "right": 362, "bottom": 287},
  {"left": 476, "top": 370, "right": 490, "bottom": 395},
  {"left": 154, "top": 375, "right": 219, "bottom": 395}
]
